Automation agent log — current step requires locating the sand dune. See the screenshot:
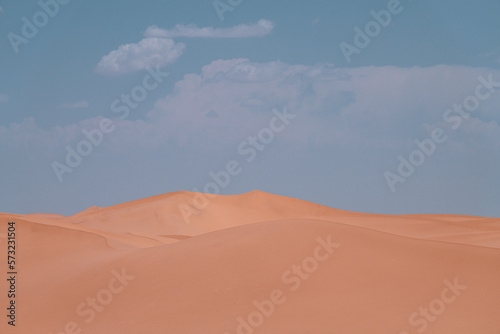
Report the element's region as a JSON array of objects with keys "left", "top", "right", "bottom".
[{"left": 1, "top": 191, "right": 499, "bottom": 333}]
